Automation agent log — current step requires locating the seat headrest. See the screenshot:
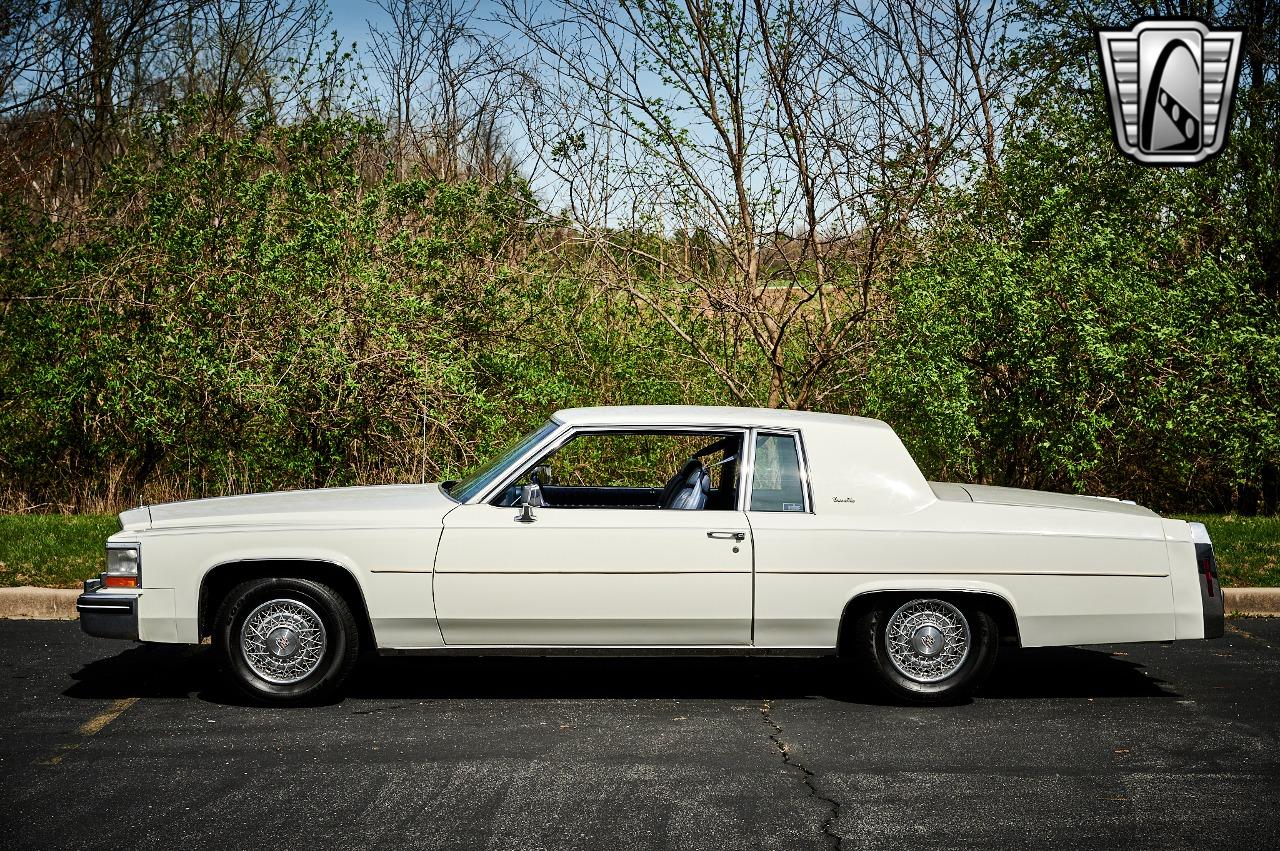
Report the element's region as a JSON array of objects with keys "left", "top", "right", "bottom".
[
  {"left": 661, "top": 457, "right": 705, "bottom": 507},
  {"left": 670, "top": 465, "right": 710, "bottom": 510}
]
